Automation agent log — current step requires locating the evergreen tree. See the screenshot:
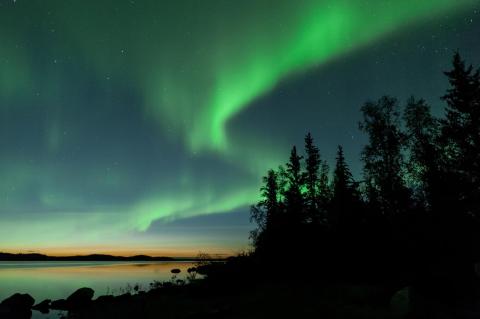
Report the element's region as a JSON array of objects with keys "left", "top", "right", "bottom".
[
  {"left": 318, "top": 159, "right": 331, "bottom": 223},
  {"left": 441, "top": 52, "right": 480, "bottom": 218},
  {"left": 283, "top": 146, "right": 304, "bottom": 225},
  {"left": 250, "top": 169, "right": 280, "bottom": 252},
  {"left": 304, "top": 133, "right": 321, "bottom": 222},
  {"left": 331, "top": 146, "right": 358, "bottom": 228},
  {"left": 247, "top": 52, "right": 480, "bottom": 282}
]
